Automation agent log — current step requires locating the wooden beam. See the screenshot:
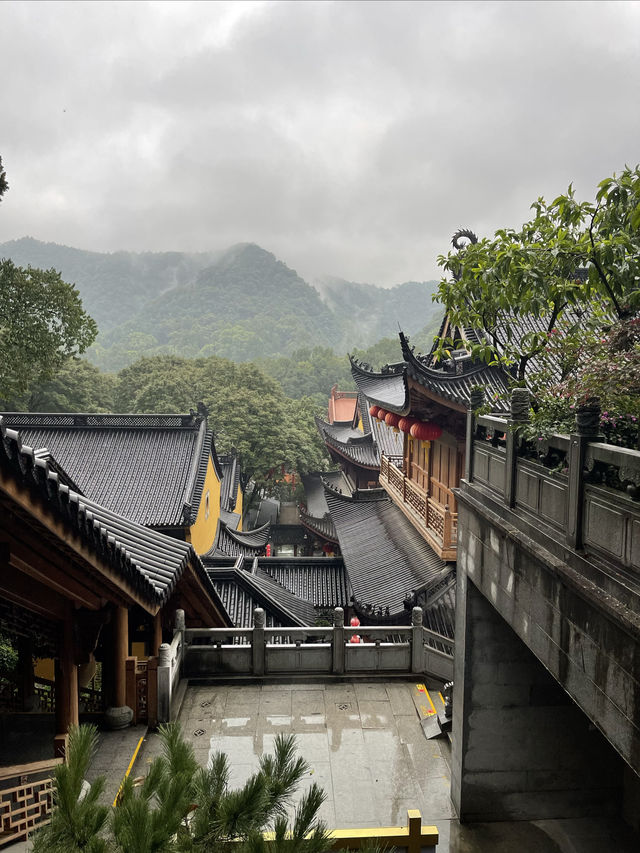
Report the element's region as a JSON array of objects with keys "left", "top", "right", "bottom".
[
  {"left": 0, "top": 562, "right": 67, "bottom": 620},
  {"left": 1, "top": 478, "right": 159, "bottom": 613}
]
